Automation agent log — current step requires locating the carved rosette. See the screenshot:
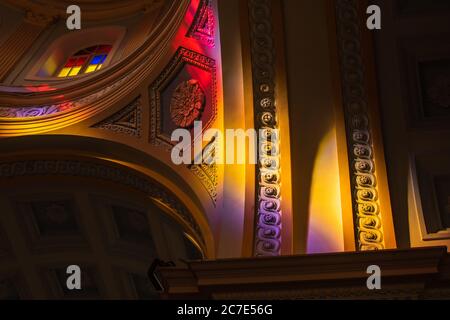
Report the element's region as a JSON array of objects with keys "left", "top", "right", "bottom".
[
  {"left": 336, "top": 0, "right": 385, "bottom": 250},
  {"left": 249, "top": 0, "right": 282, "bottom": 256},
  {"left": 170, "top": 79, "right": 205, "bottom": 128},
  {"left": 150, "top": 47, "right": 217, "bottom": 150}
]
